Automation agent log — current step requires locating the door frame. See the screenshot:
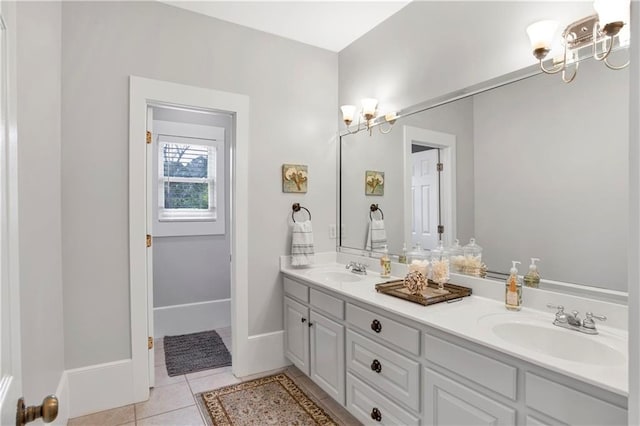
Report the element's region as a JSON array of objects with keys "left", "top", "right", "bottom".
[
  {"left": 129, "top": 76, "right": 249, "bottom": 401},
  {"left": 0, "top": 1, "right": 23, "bottom": 423},
  {"left": 403, "top": 125, "right": 456, "bottom": 248}
]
